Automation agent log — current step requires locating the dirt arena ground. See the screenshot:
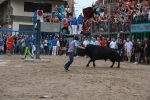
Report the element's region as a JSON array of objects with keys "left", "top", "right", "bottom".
[{"left": 0, "top": 55, "right": 150, "bottom": 100}]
